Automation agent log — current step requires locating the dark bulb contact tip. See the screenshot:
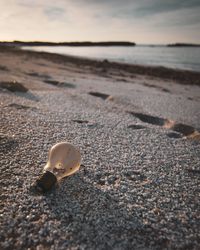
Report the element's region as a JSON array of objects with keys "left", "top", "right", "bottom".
[{"left": 34, "top": 171, "right": 57, "bottom": 193}]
